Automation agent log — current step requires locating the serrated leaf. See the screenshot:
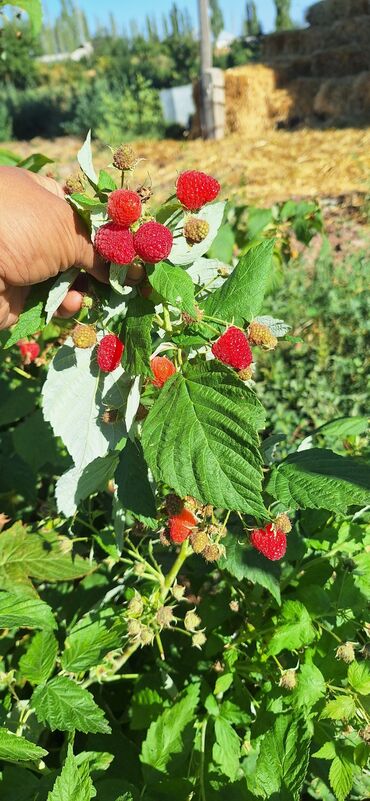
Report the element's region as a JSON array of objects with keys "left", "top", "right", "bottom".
[
  {"left": 61, "top": 614, "right": 122, "bottom": 673},
  {"left": 42, "top": 340, "right": 126, "bottom": 473},
  {"left": 201, "top": 240, "right": 274, "bottom": 326},
  {"left": 254, "top": 315, "right": 291, "bottom": 337},
  {"left": 12, "top": 409, "right": 61, "bottom": 473},
  {"left": 147, "top": 261, "right": 197, "bottom": 316},
  {"left": 9, "top": 0, "right": 43, "bottom": 34},
  {"left": 4, "top": 295, "right": 44, "bottom": 348},
  {"left": 168, "top": 202, "right": 225, "bottom": 266},
  {"left": 315, "top": 417, "right": 369, "bottom": 442},
  {"left": 0, "top": 526, "right": 94, "bottom": 593},
  {"left": 56, "top": 452, "right": 121, "bottom": 518},
  {"left": 98, "top": 169, "right": 117, "bottom": 192},
  {"left": 268, "top": 601, "right": 316, "bottom": 655},
  {"left": 219, "top": 531, "right": 280, "bottom": 603},
  {"left": 0, "top": 591, "right": 55, "bottom": 630},
  {"left": 312, "top": 741, "right": 337, "bottom": 759},
  {"left": 0, "top": 728, "right": 47, "bottom": 763},
  {"left": 142, "top": 362, "right": 267, "bottom": 517},
  {"left": 213, "top": 717, "right": 240, "bottom": 780},
  {"left": 254, "top": 714, "right": 310, "bottom": 799},
  {"left": 329, "top": 755, "right": 354, "bottom": 801},
  {"left": 115, "top": 439, "right": 156, "bottom": 525},
  {"left": 348, "top": 662, "right": 370, "bottom": 696},
  {"left": 141, "top": 683, "right": 199, "bottom": 776},
  {"left": 48, "top": 746, "right": 95, "bottom": 801},
  {"left": 0, "top": 380, "right": 35, "bottom": 425},
  {"left": 293, "top": 663, "right": 326, "bottom": 710},
  {"left": 45, "top": 268, "right": 79, "bottom": 324},
  {"left": 266, "top": 449, "right": 370, "bottom": 513},
  {"left": 17, "top": 152, "right": 53, "bottom": 172},
  {"left": 77, "top": 131, "right": 98, "bottom": 186},
  {"left": 19, "top": 630, "right": 58, "bottom": 684},
  {"left": 320, "top": 696, "right": 356, "bottom": 721},
  {"left": 121, "top": 296, "right": 155, "bottom": 377},
  {"left": 32, "top": 676, "right": 111, "bottom": 734}
]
